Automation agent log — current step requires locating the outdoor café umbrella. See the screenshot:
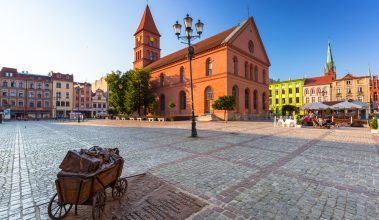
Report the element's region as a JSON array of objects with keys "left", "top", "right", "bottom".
[
  {"left": 330, "top": 101, "right": 362, "bottom": 110},
  {"left": 301, "top": 102, "right": 330, "bottom": 110}
]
